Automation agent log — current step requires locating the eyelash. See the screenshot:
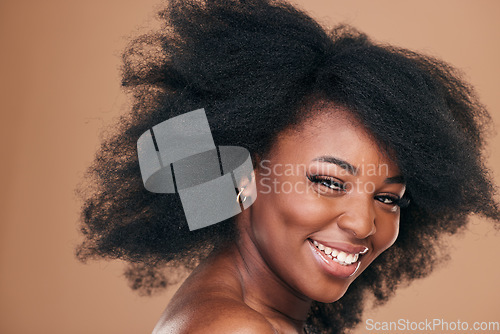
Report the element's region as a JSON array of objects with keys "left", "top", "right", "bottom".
[
  {"left": 306, "top": 174, "right": 410, "bottom": 208},
  {"left": 307, "top": 174, "right": 346, "bottom": 192},
  {"left": 375, "top": 195, "right": 410, "bottom": 208}
]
